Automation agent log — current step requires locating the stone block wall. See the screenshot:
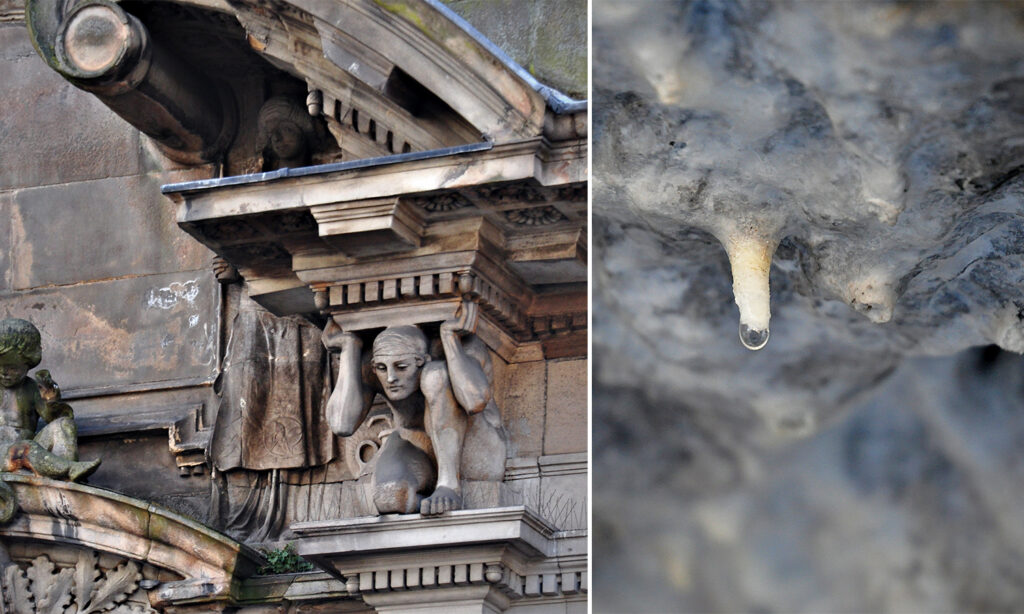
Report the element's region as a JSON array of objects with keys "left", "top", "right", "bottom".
[
  {"left": 0, "top": 12, "right": 220, "bottom": 516},
  {"left": 497, "top": 356, "right": 588, "bottom": 531},
  {"left": 0, "top": 0, "right": 586, "bottom": 535}
]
